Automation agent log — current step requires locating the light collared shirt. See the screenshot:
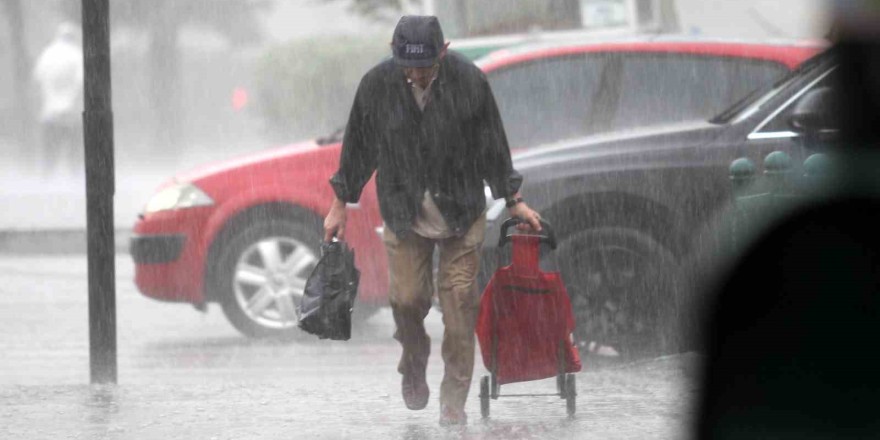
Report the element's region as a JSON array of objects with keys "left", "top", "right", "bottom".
[{"left": 409, "top": 75, "right": 454, "bottom": 239}]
